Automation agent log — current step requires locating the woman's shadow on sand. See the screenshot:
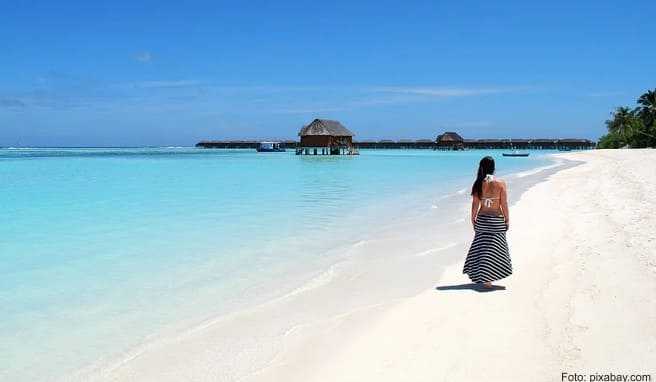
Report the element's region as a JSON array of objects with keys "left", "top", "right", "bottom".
[{"left": 435, "top": 283, "right": 506, "bottom": 293}]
